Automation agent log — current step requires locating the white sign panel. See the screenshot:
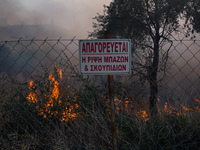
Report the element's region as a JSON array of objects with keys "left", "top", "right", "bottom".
[{"left": 79, "top": 39, "right": 131, "bottom": 74}]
